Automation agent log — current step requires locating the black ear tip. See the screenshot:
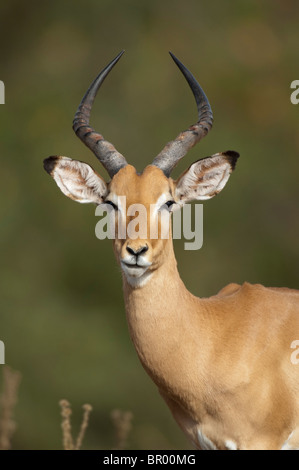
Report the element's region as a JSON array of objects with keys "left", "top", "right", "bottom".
[
  {"left": 223, "top": 150, "right": 240, "bottom": 159},
  {"left": 43, "top": 156, "right": 59, "bottom": 175},
  {"left": 223, "top": 150, "right": 240, "bottom": 170}
]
